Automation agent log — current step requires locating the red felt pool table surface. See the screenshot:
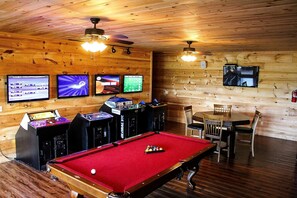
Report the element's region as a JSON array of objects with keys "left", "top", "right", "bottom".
[{"left": 48, "top": 131, "right": 215, "bottom": 197}]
